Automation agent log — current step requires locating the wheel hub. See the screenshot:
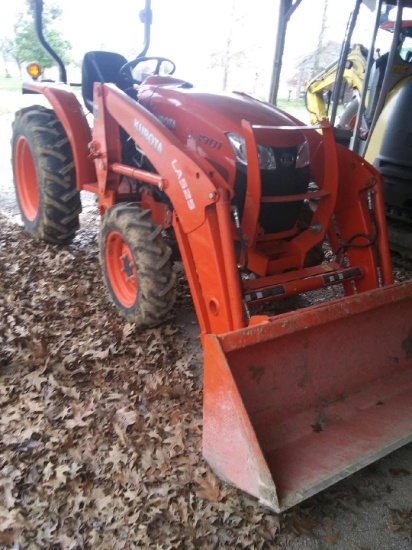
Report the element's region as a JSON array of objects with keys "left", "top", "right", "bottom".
[
  {"left": 120, "top": 253, "right": 134, "bottom": 281},
  {"left": 105, "top": 231, "right": 138, "bottom": 307}
]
